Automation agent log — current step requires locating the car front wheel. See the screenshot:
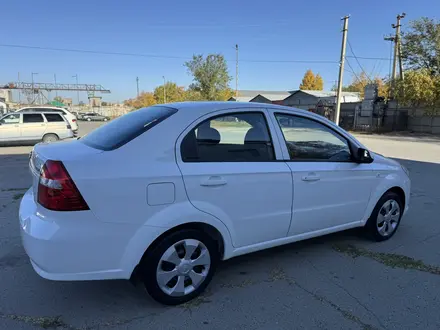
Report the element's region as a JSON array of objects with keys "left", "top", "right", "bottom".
[
  {"left": 365, "top": 191, "right": 403, "bottom": 241},
  {"left": 139, "top": 229, "right": 218, "bottom": 305},
  {"left": 87, "top": 117, "right": 91, "bottom": 121}
]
